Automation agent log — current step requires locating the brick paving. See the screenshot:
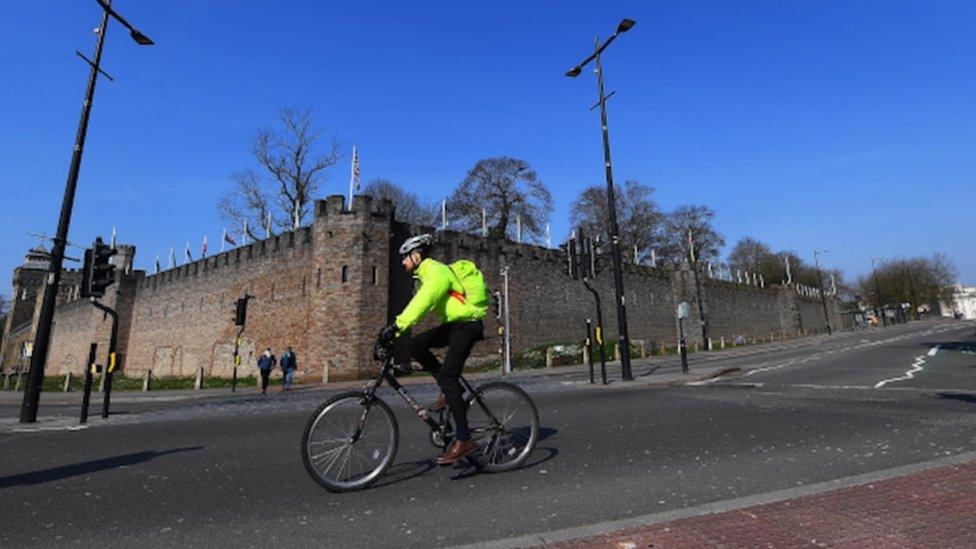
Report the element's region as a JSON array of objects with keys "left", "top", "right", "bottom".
[{"left": 552, "top": 459, "right": 976, "bottom": 548}]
